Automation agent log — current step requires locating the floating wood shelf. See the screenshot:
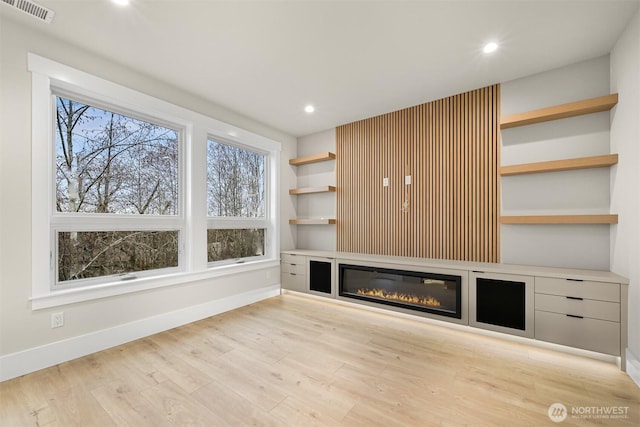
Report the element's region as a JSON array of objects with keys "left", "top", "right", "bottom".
[
  {"left": 289, "top": 152, "right": 336, "bottom": 166},
  {"left": 289, "top": 219, "right": 337, "bottom": 225},
  {"left": 500, "top": 214, "right": 618, "bottom": 225},
  {"left": 500, "top": 94, "right": 618, "bottom": 129},
  {"left": 289, "top": 186, "right": 336, "bottom": 195},
  {"left": 500, "top": 154, "right": 618, "bottom": 176}
]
